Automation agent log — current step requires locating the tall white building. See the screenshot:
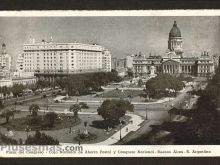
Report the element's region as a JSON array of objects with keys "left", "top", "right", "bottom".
[
  {"left": 22, "top": 38, "right": 111, "bottom": 74},
  {"left": 126, "top": 54, "right": 134, "bottom": 69},
  {"left": 0, "top": 43, "right": 12, "bottom": 77},
  {"left": 16, "top": 53, "right": 24, "bottom": 72},
  {"left": 102, "top": 49, "right": 111, "bottom": 72}
]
